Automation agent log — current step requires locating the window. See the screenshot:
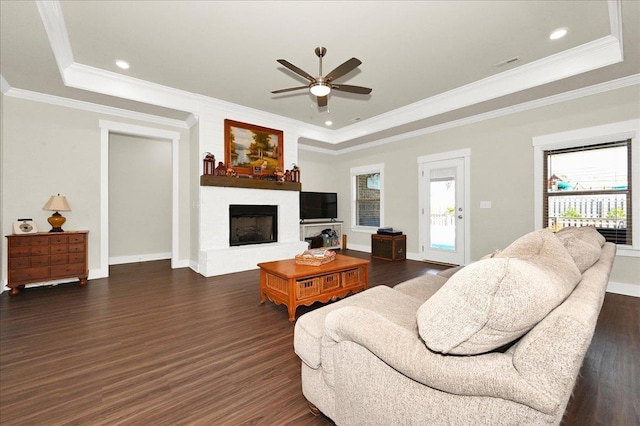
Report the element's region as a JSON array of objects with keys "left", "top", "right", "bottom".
[
  {"left": 351, "top": 164, "right": 384, "bottom": 230},
  {"left": 533, "top": 119, "right": 639, "bottom": 252},
  {"left": 544, "top": 141, "right": 631, "bottom": 245}
]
